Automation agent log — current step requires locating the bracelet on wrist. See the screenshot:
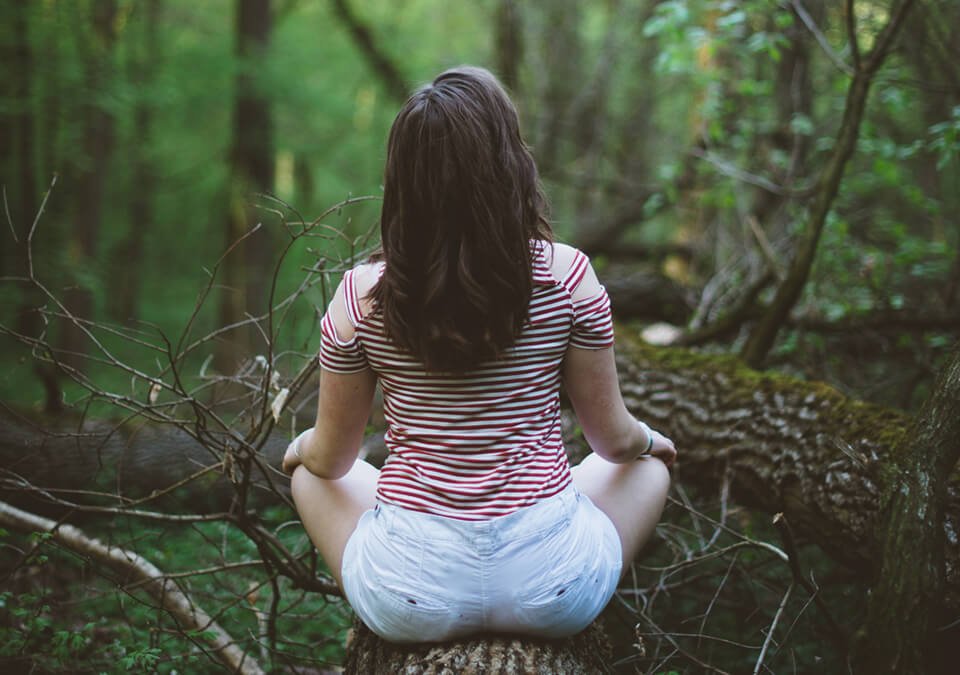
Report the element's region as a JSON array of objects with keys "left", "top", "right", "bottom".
[{"left": 639, "top": 421, "right": 654, "bottom": 454}]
